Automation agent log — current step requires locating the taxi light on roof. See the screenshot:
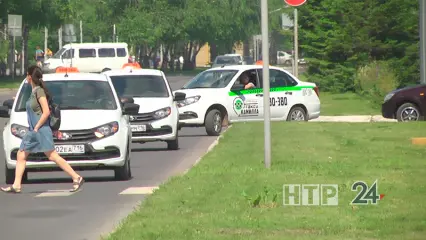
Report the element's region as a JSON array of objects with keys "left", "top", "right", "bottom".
[
  {"left": 55, "top": 67, "right": 79, "bottom": 73},
  {"left": 122, "top": 63, "right": 141, "bottom": 69}
]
